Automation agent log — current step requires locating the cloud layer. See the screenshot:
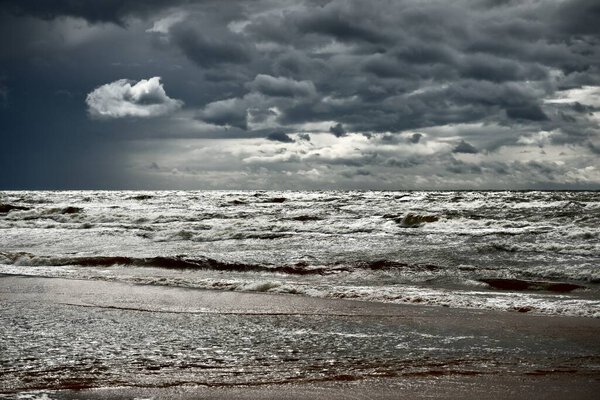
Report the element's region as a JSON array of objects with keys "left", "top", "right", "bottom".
[
  {"left": 86, "top": 77, "right": 182, "bottom": 119},
  {"left": 0, "top": 0, "right": 598, "bottom": 189}
]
